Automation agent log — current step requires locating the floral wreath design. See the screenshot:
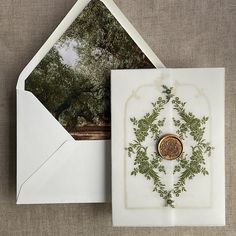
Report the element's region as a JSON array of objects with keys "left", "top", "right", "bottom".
[{"left": 126, "top": 85, "right": 214, "bottom": 207}]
